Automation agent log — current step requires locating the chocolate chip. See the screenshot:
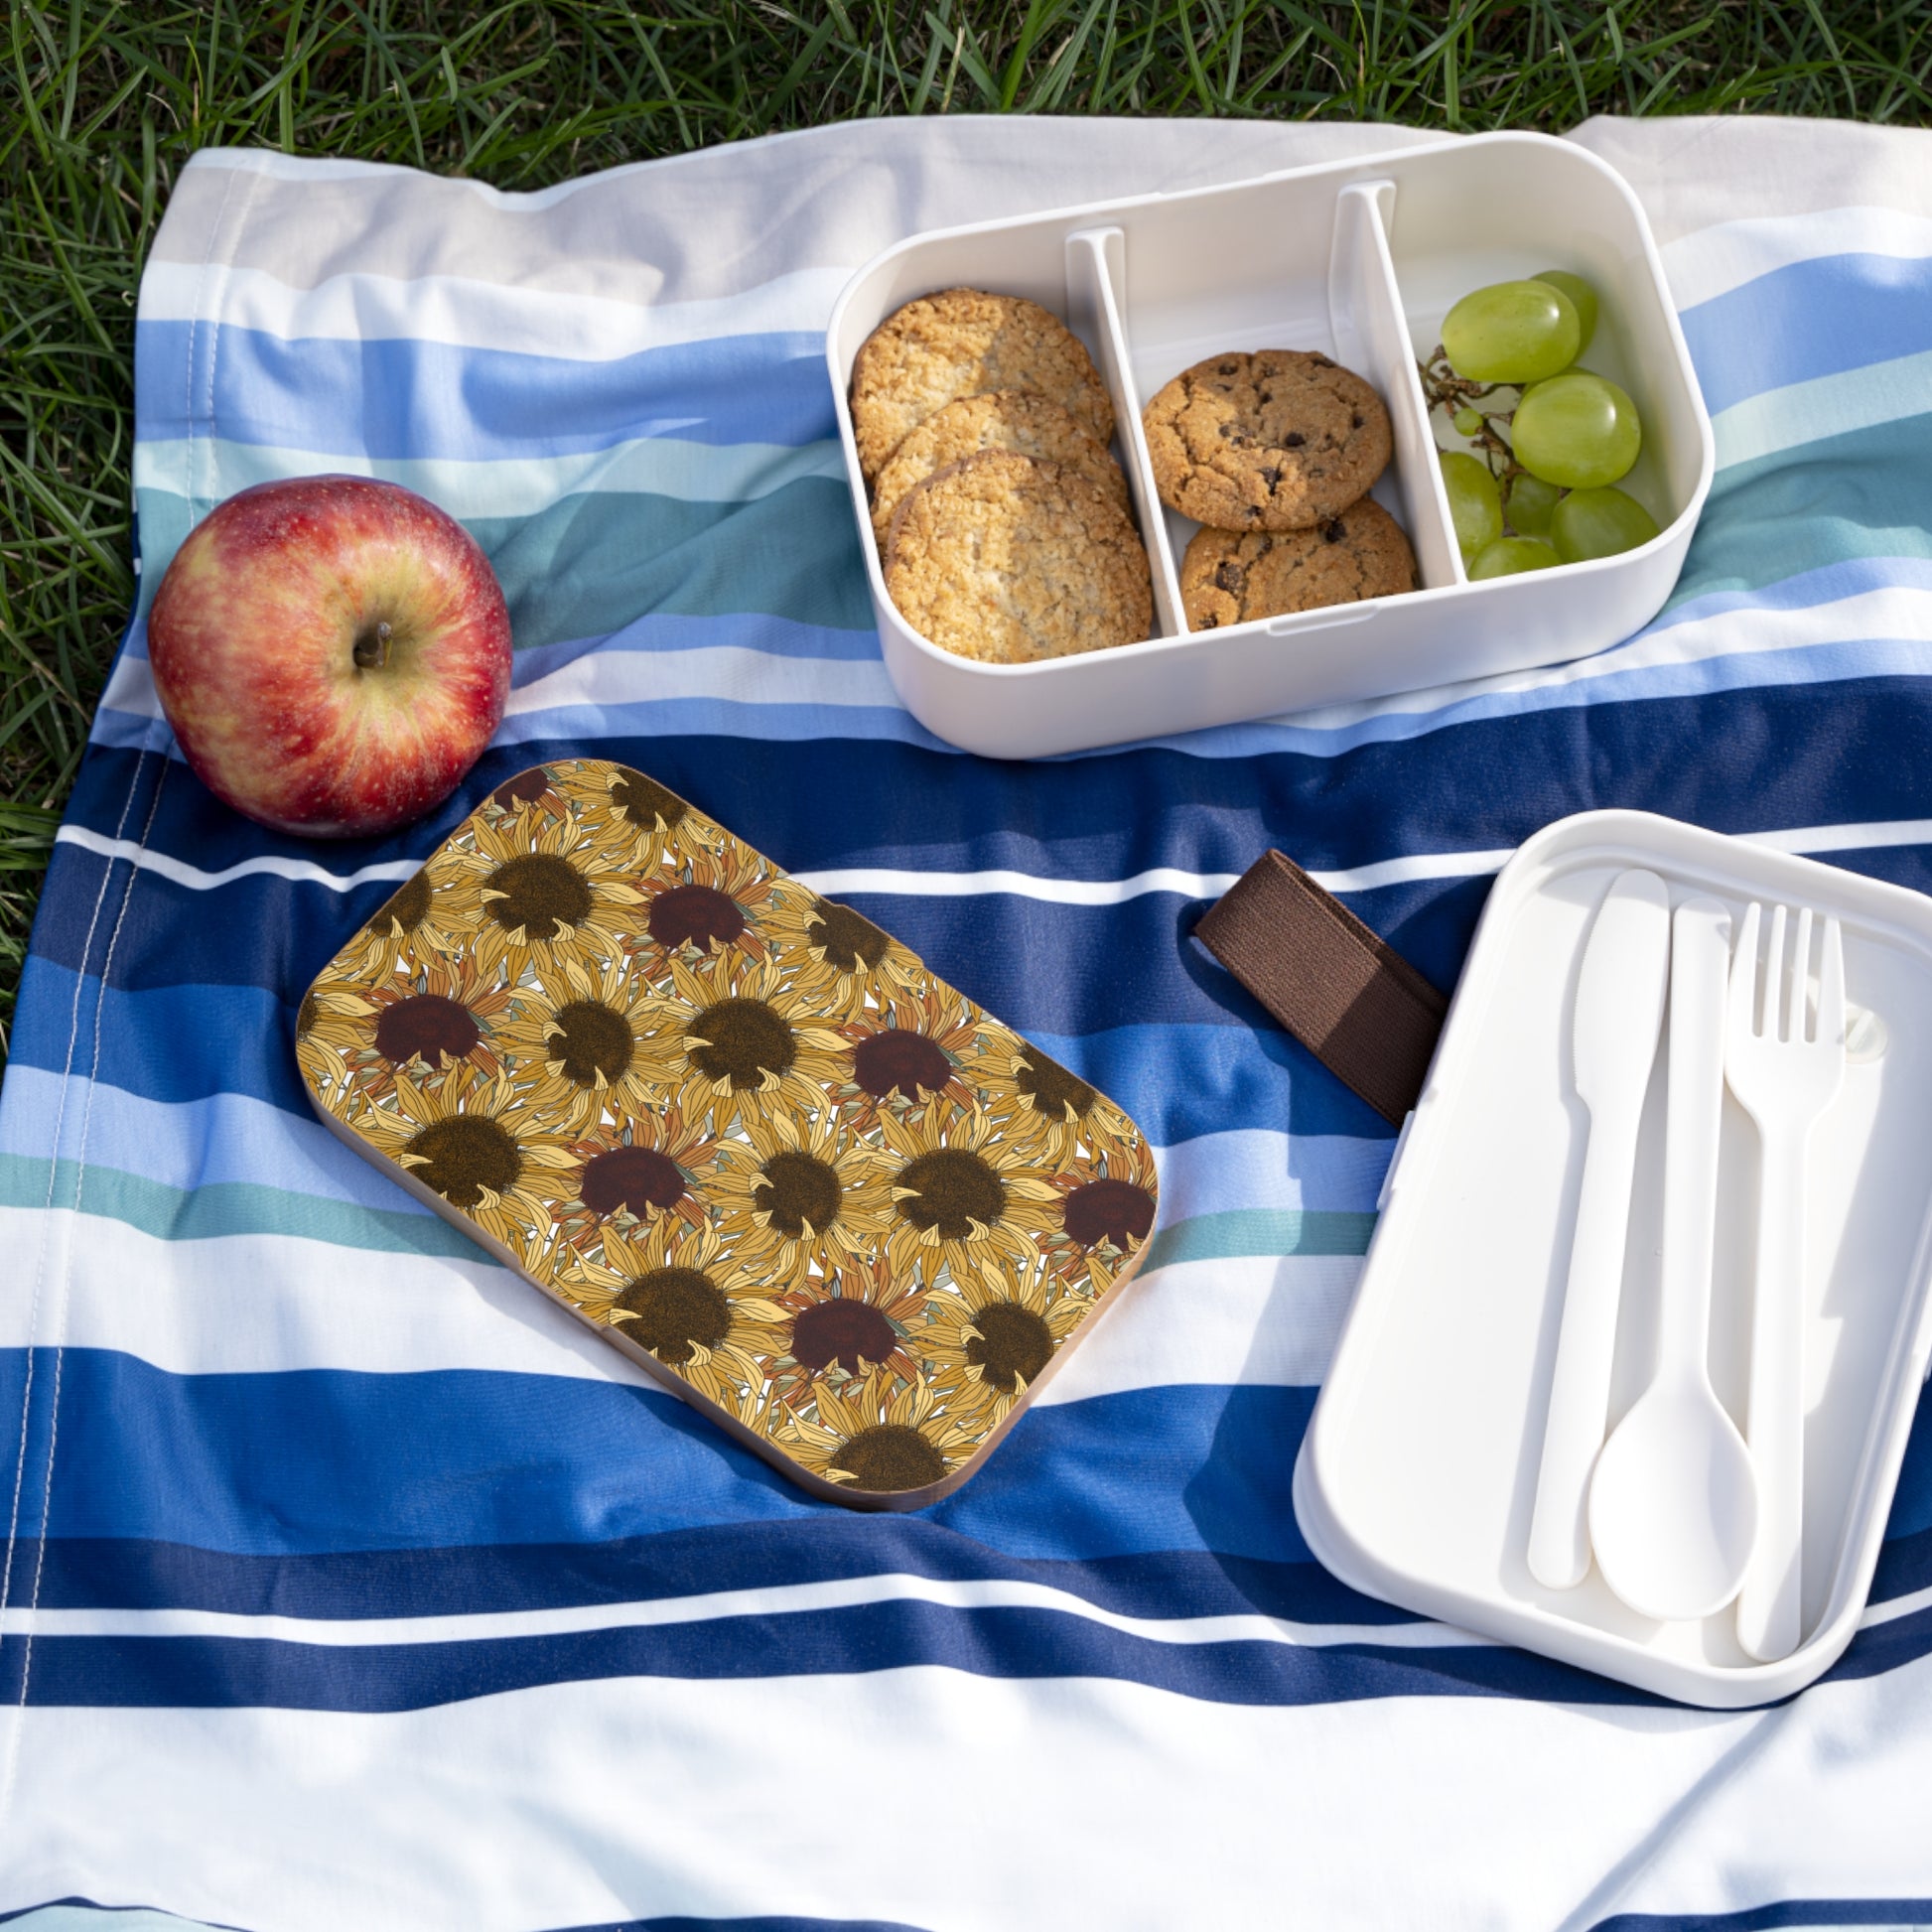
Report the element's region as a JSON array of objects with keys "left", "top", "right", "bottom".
[
  {"left": 1215, "top": 562, "right": 1246, "bottom": 593},
  {"left": 1260, "top": 467, "right": 1281, "bottom": 490},
  {"left": 1310, "top": 354, "right": 1333, "bottom": 368},
  {"left": 1284, "top": 431, "right": 1306, "bottom": 449},
  {"left": 1323, "top": 519, "right": 1346, "bottom": 543},
  {"left": 1200, "top": 614, "right": 1220, "bottom": 628},
  {"left": 1259, "top": 392, "right": 1273, "bottom": 405},
  {"left": 1218, "top": 422, "right": 1233, "bottom": 438},
  {"left": 1351, "top": 413, "right": 1364, "bottom": 428},
  {"left": 1218, "top": 362, "right": 1237, "bottom": 375}
]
